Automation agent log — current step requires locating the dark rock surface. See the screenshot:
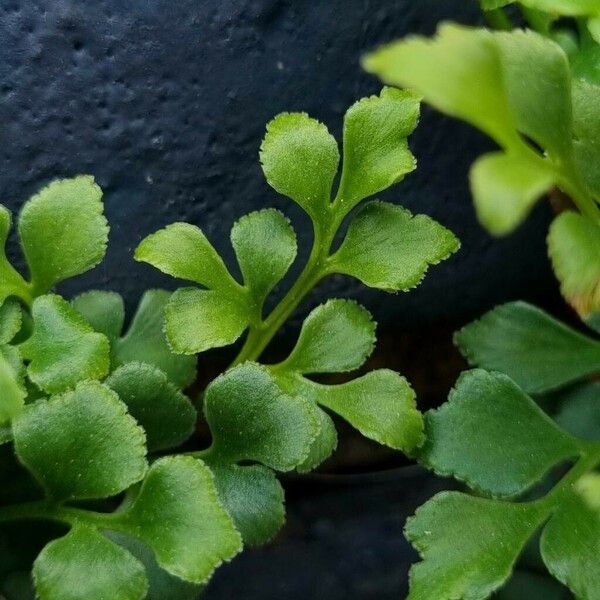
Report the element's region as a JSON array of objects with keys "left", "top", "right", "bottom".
[{"left": 0, "top": 0, "right": 556, "bottom": 332}]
